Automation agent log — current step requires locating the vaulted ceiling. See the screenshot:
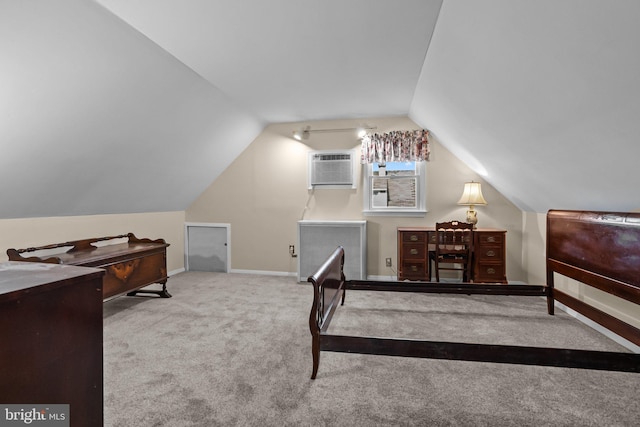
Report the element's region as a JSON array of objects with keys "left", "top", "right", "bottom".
[{"left": 2, "top": 0, "right": 639, "bottom": 219}]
